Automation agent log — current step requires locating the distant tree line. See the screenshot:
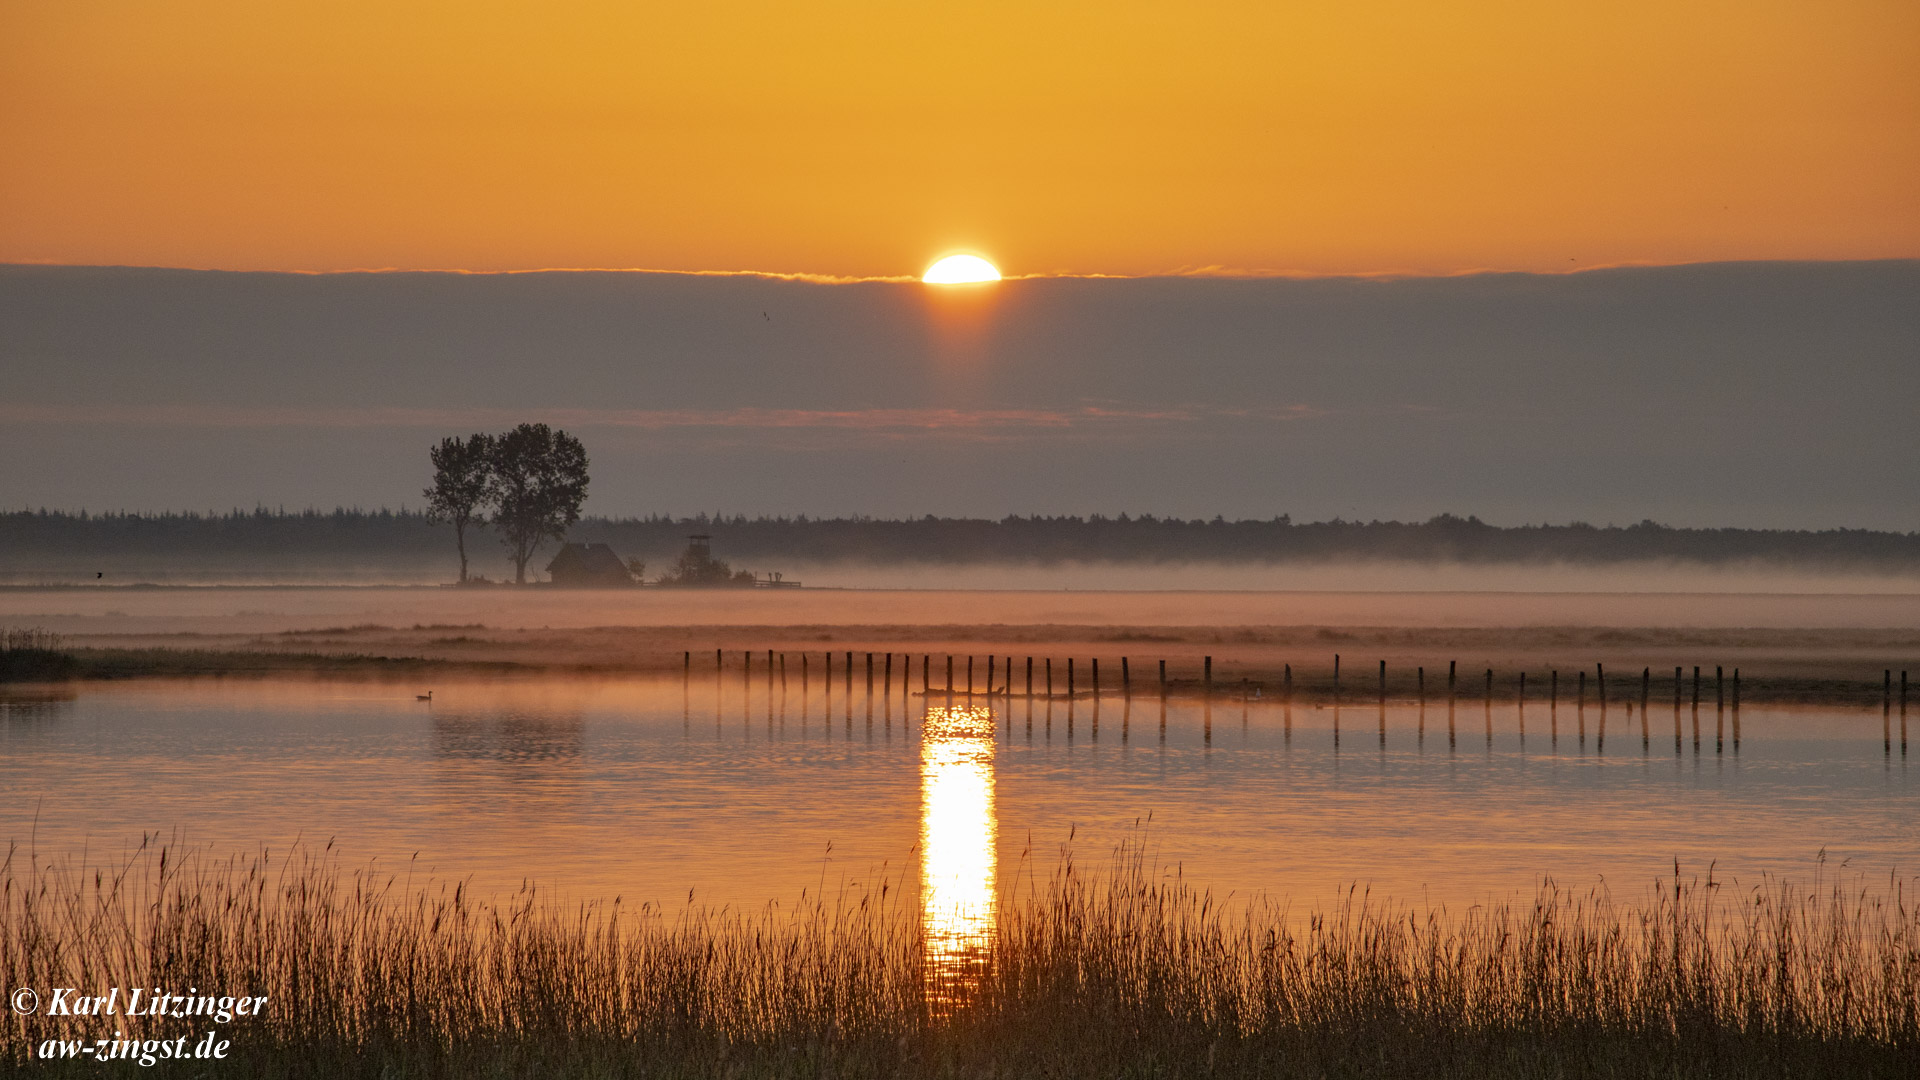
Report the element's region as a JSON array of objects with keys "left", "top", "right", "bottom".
[{"left": 5, "top": 509, "right": 1920, "bottom": 573}]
